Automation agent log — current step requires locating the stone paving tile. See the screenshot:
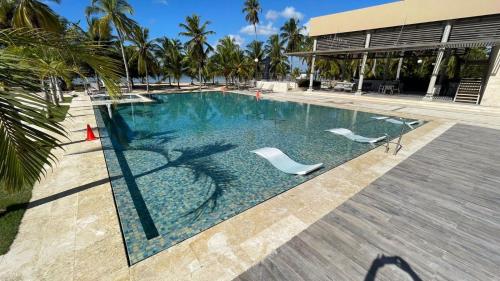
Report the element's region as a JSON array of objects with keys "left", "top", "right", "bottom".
[{"left": 0, "top": 90, "right": 477, "bottom": 280}]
